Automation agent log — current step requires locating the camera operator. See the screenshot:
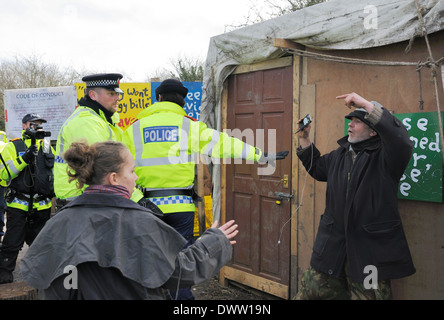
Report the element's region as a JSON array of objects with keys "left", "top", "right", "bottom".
[{"left": 0, "top": 113, "right": 55, "bottom": 284}]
